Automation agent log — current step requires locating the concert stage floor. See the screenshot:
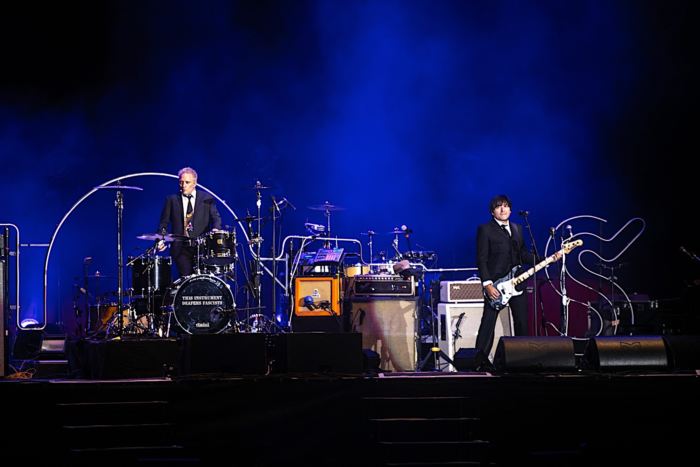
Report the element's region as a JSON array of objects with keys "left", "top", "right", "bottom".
[{"left": 2, "top": 341, "right": 698, "bottom": 466}]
